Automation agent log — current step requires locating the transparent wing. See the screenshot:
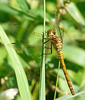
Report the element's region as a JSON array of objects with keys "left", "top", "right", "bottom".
[
  {"left": 1, "top": 22, "right": 43, "bottom": 58},
  {"left": 57, "top": 25, "right": 64, "bottom": 42},
  {"left": 6, "top": 25, "right": 50, "bottom": 58},
  {"left": 7, "top": 22, "right": 43, "bottom": 41},
  {"left": 54, "top": 11, "right": 64, "bottom": 42},
  {"left": 2, "top": 21, "right": 52, "bottom": 58}
]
